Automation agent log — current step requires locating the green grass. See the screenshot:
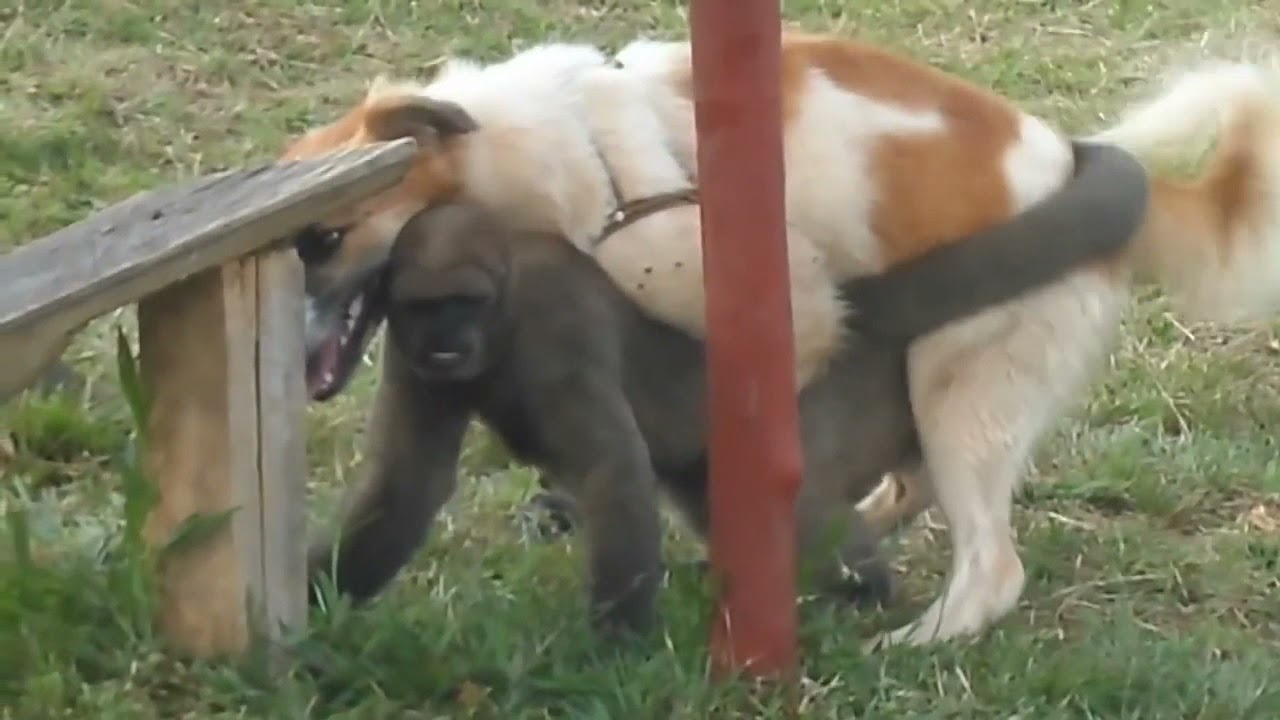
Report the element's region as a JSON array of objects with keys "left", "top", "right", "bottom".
[{"left": 3, "top": 0, "right": 1280, "bottom": 717}]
